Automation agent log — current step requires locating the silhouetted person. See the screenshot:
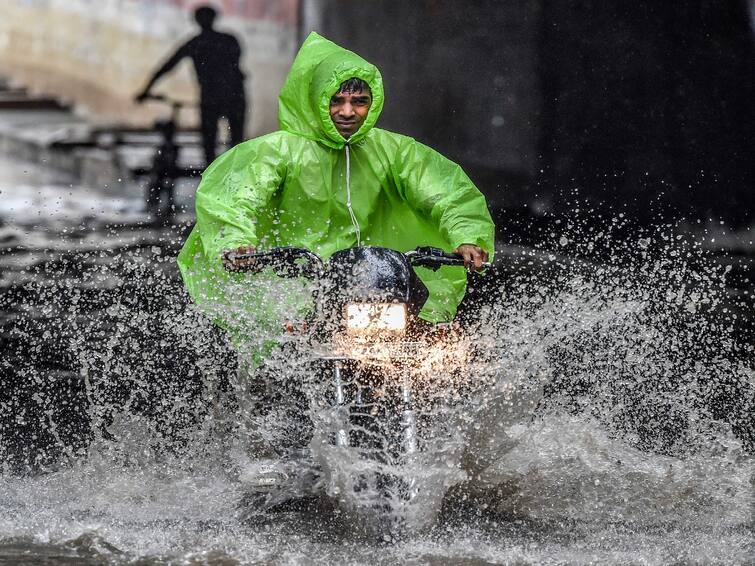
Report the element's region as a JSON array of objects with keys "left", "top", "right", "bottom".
[{"left": 136, "top": 5, "right": 247, "bottom": 165}]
